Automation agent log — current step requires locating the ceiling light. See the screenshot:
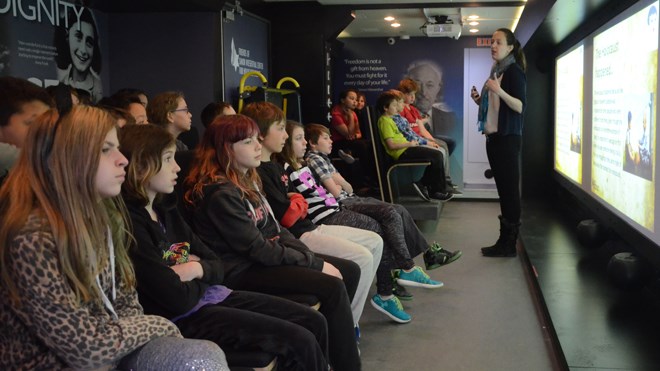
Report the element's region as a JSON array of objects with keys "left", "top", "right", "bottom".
[
  {"left": 469, "top": 28, "right": 479, "bottom": 33},
  {"left": 391, "top": 23, "right": 401, "bottom": 28},
  {"left": 469, "top": 21, "right": 479, "bottom": 26},
  {"left": 467, "top": 15, "right": 479, "bottom": 20},
  {"left": 384, "top": 16, "right": 395, "bottom": 21}
]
